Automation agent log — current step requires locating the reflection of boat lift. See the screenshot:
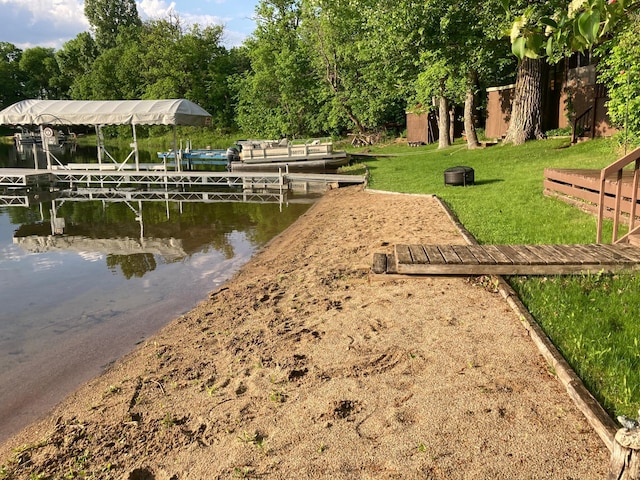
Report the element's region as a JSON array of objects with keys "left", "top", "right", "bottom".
[
  {"left": 49, "top": 196, "right": 145, "bottom": 238},
  {"left": 9, "top": 185, "right": 316, "bottom": 257},
  {"left": 0, "top": 185, "right": 316, "bottom": 211},
  {"left": 20, "top": 197, "right": 185, "bottom": 258}
]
